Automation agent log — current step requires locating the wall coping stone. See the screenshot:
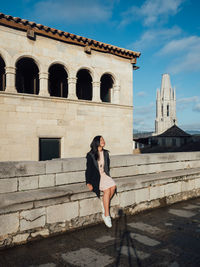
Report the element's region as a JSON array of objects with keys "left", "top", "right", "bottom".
[
  {"left": 1, "top": 152, "right": 200, "bottom": 179},
  {"left": 1, "top": 167, "right": 200, "bottom": 215}
]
